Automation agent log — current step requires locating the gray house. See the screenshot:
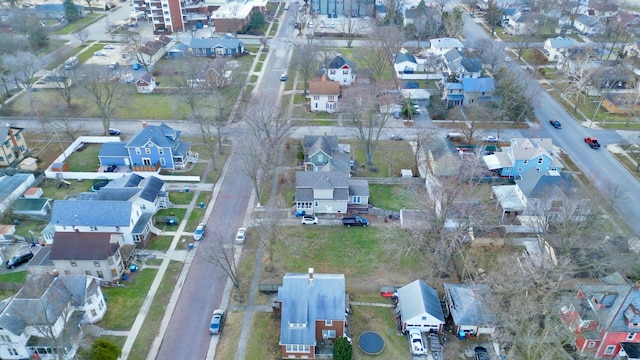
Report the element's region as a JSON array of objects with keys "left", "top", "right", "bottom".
[
  {"left": 442, "top": 49, "right": 483, "bottom": 80},
  {"left": 189, "top": 34, "right": 244, "bottom": 58},
  {"left": 443, "top": 283, "right": 498, "bottom": 336},
  {"left": 397, "top": 280, "right": 445, "bottom": 333}
]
